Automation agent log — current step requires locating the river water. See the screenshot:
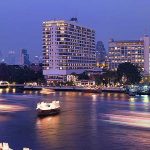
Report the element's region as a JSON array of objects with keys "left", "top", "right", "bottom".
[{"left": 0, "top": 89, "right": 150, "bottom": 150}]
